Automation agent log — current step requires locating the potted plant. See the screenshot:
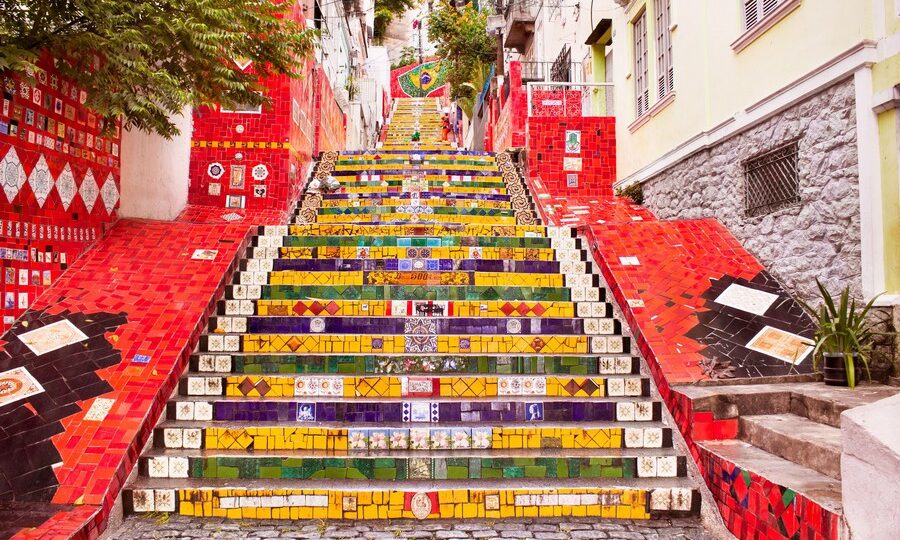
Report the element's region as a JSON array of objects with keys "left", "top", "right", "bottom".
[{"left": 800, "top": 279, "right": 881, "bottom": 388}]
